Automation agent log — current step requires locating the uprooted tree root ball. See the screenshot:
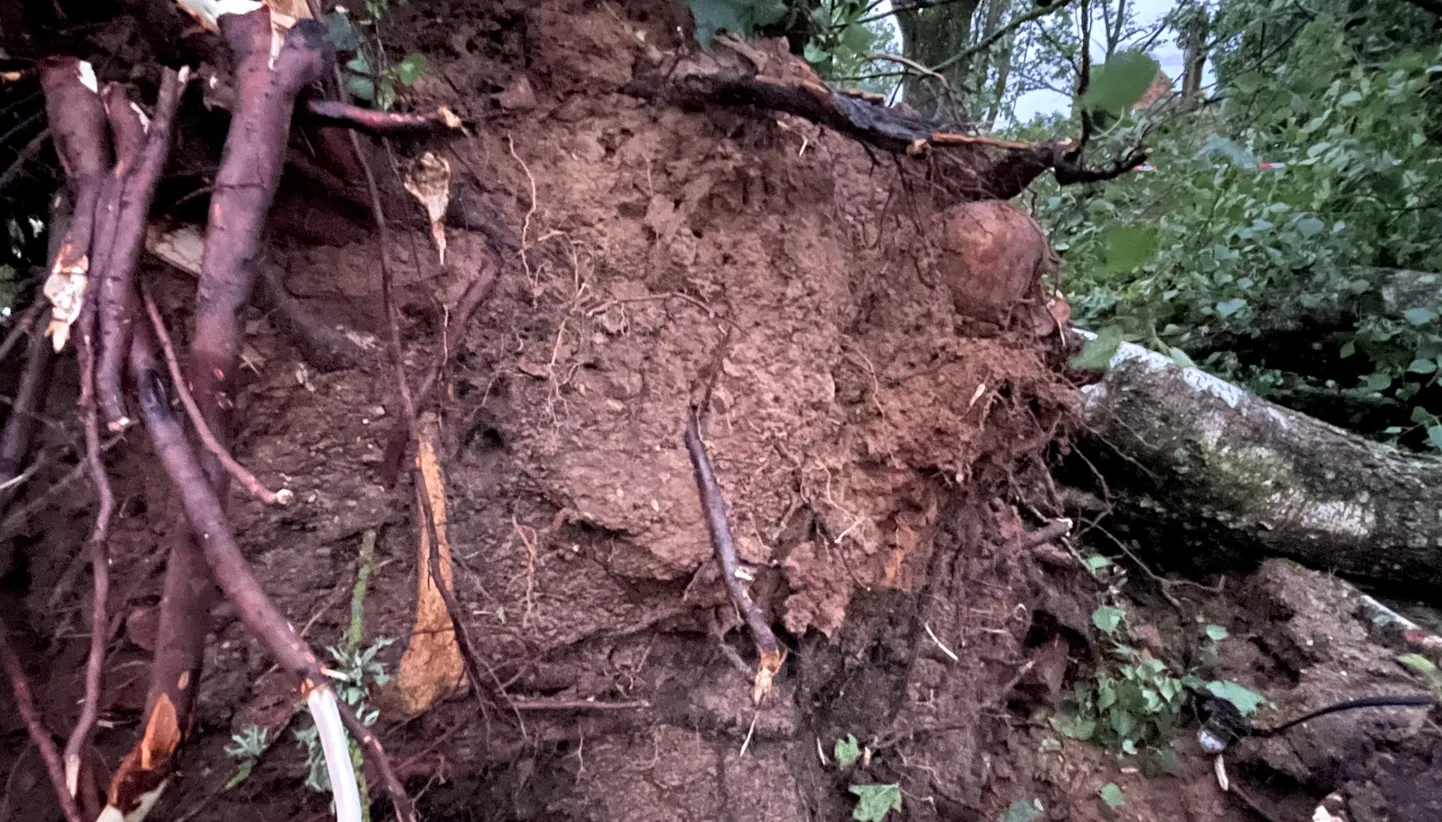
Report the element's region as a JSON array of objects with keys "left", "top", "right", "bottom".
[{"left": 0, "top": 1, "right": 1193, "bottom": 821}]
